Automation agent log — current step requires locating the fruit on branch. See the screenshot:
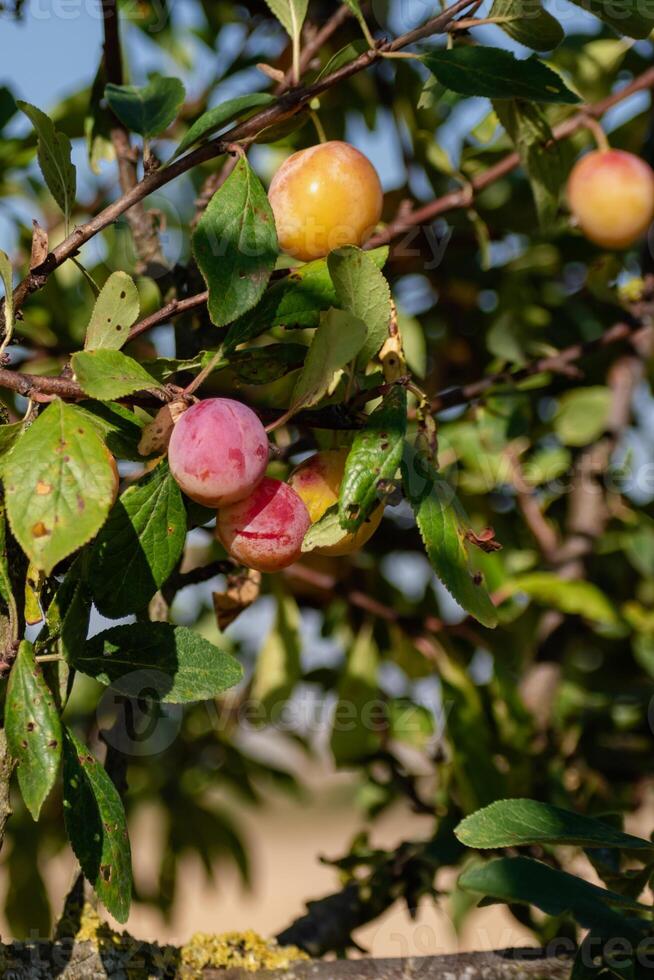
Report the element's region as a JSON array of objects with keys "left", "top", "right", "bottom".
[
  {"left": 289, "top": 449, "right": 383, "bottom": 556},
  {"left": 566, "top": 149, "right": 654, "bottom": 249},
  {"left": 268, "top": 140, "right": 383, "bottom": 261},
  {"left": 216, "top": 477, "right": 310, "bottom": 572},
  {"left": 168, "top": 398, "right": 269, "bottom": 507}
]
